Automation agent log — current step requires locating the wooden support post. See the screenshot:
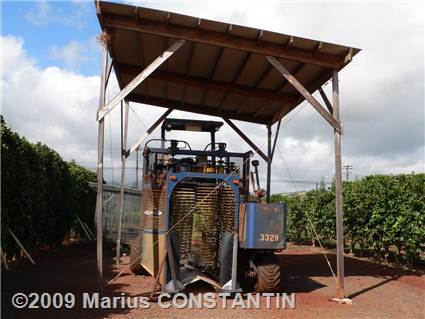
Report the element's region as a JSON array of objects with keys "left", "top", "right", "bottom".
[
  {"left": 0, "top": 247, "right": 8, "bottom": 271},
  {"left": 266, "top": 125, "right": 272, "bottom": 202},
  {"left": 116, "top": 100, "right": 129, "bottom": 265},
  {"left": 83, "top": 221, "right": 94, "bottom": 237},
  {"left": 318, "top": 87, "right": 334, "bottom": 115},
  {"left": 222, "top": 117, "right": 268, "bottom": 162},
  {"left": 333, "top": 70, "right": 345, "bottom": 299},
  {"left": 77, "top": 216, "right": 93, "bottom": 240},
  {"left": 97, "top": 39, "right": 185, "bottom": 121},
  {"left": 8, "top": 228, "right": 35, "bottom": 265},
  {"left": 105, "top": 57, "right": 114, "bottom": 90},
  {"left": 95, "top": 40, "right": 108, "bottom": 292},
  {"left": 149, "top": 251, "right": 168, "bottom": 300},
  {"left": 127, "top": 108, "right": 173, "bottom": 157},
  {"left": 266, "top": 56, "right": 342, "bottom": 134},
  {"left": 270, "top": 119, "right": 281, "bottom": 160}
]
